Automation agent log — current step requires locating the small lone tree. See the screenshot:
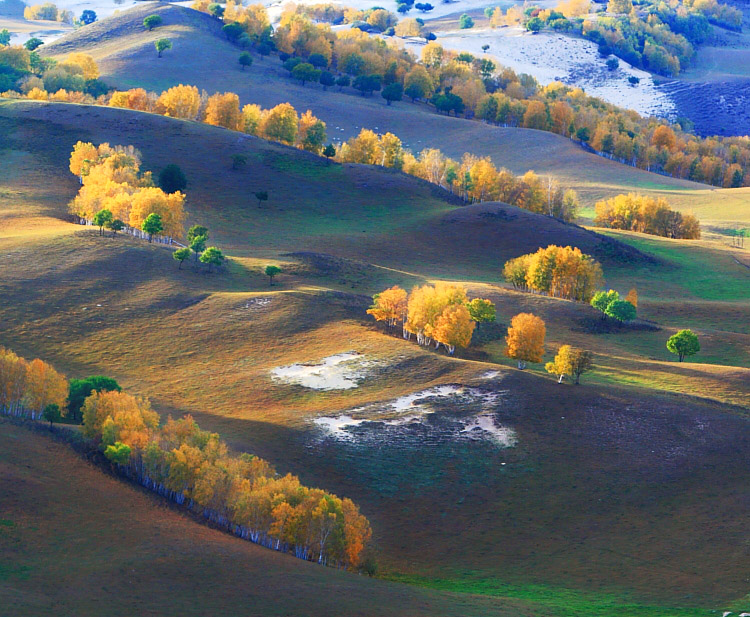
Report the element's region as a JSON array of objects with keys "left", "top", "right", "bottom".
[
  {"left": 42, "top": 403, "right": 62, "bottom": 427},
  {"left": 459, "top": 13, "right": 474, "bottom": 28},
  {"left": 667, "top": 329, "right": 700, "bottom": 362},
  {"left": 106, "top": 218, "right": 125, "bottom": 237},
  {"left": 158, "top": 164, "right": 187, "bottom": 193},
  {"left": 239, "top": 51, "right": 253, "bottom": 71},
  {"left": 173, "top": 247, "right": 191, "bottom": 269},
  {"left": 231, "top": 154, "right": 247, "bottom": 170},
  {"left": 265, "top": 264, "right": 281, "bottom": 285},
  {"left": 143, "top": 14, "right": 163, "bottom": 30},
  {"left": 505, "top": 312, "right": 546, "bottom": 369},
  {"left": 200, "top": 246, "right": 225, "bottom": 272},
  {"left": 482, "top": 44, "right": 490, "bottom": 52},
  {"left": 155, "top": 38, "right": 172, "bottom": 58},
  {"left": 546, "top": 346, "right": 593, "bottom": 384},
  {"left": 381, "top": 82, "right": 403, "bottom": 105},
  {"left": 142, "top": 213, "right": 163, "bottom": 242},
  {"left": 255, "top": 190, "right": 268, "bottom": 207},
  {"left": 93, "top": 208, "right": 113, "bottom": 236},
  {"left": 605, "top": 299, "right": 636, "bottom": 322},
  {"left": 80, "top": 9, "right": 97, "bottom": 24},
  {"left": 322, "top": 144, "right": 336, "bottom": 163}
]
